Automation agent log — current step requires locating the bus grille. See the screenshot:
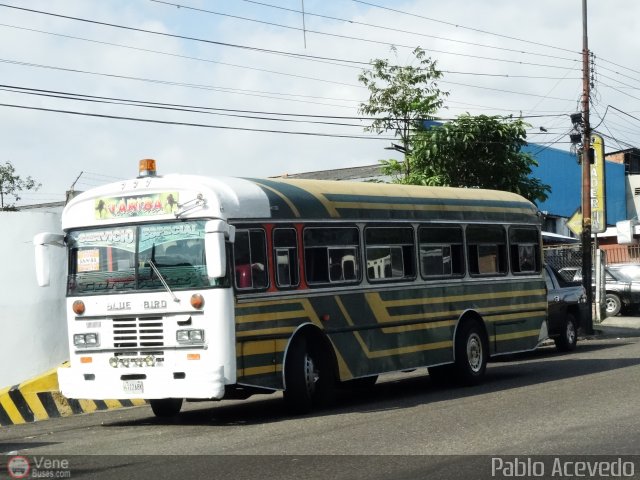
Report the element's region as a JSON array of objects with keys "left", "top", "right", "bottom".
[{"left": 112, "top": 316, "right": 164, "bottom": 349}]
